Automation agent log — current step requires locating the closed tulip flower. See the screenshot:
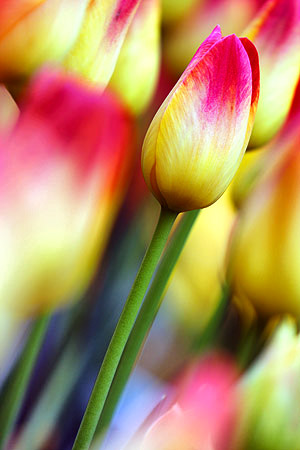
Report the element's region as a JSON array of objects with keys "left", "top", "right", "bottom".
[
  {"left": 109, "top": 0, "right": 161, "bottom": 115},
  {"left": 142, "top": 26, "right": 260, "bottom": 212},
  {"left": 245, "top": 0, "right": 300, "bottom": 148},
  {"left": 0, "top": 0, "right": 88, "bottom": 82},
  {"left": 138, "top": 355, "right": 239, "bottom": 450},
  {"left": 0, "top": 70, "right": 133, "bottom": 317},
  {"left": 0, "top": 0, "right": 140, "bottom": 88},
  {"left": 228, "top": 105, "right": 300, "bottom": 317},
  {"left": 64, "top": 0, "right": 140, "bottom": 86},
  {"left": 235, "top": 320, "right": 300, "bottom": 450}
]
